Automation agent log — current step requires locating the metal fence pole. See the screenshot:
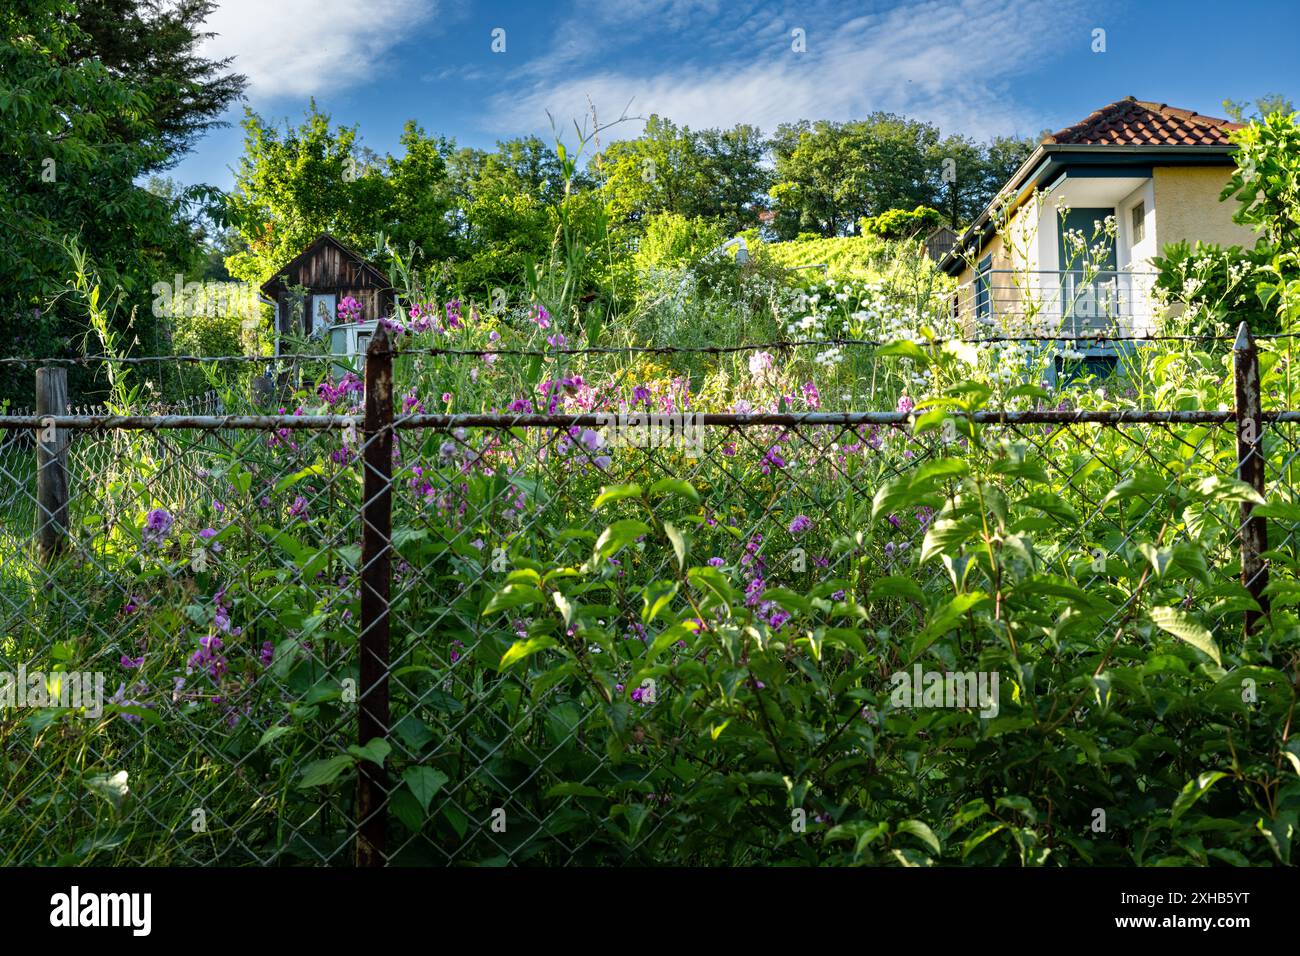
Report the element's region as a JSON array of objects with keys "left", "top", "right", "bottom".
[
  {"left": 35, "top": 366, "right": 69, "bottom": 561},
  {"left": 356, "top": 327, "right": 393, "bottom": 866},
  {"left": 1233, "top": 321, "right": 1269, "bottom": 634}
]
